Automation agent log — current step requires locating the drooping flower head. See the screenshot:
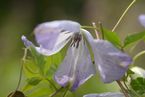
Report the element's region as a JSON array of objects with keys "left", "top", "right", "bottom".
[{"left": 22, "top": 20, "right": 132, "bottom": 91}]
